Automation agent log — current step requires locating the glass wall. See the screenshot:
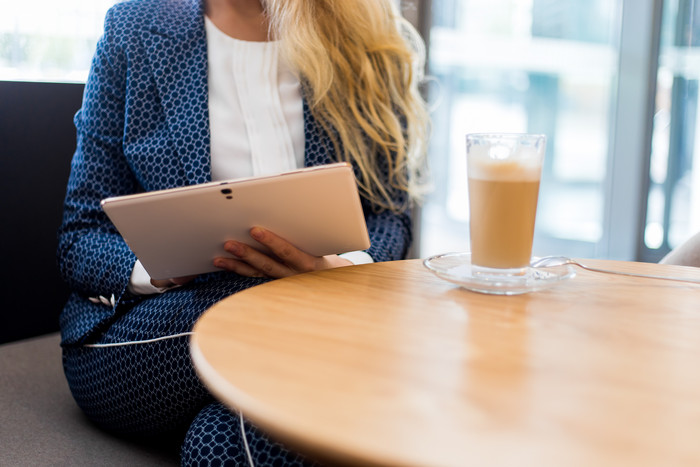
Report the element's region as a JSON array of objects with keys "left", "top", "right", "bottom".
[
  {"left": 643, "top": 0, "right": 700, "bottom": 260},
  {"left": 421, "top": 0, "right": 623, "bottom": 258},
  {"left": 0, "top": 0, "right": 115, "bottom": 82}
]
